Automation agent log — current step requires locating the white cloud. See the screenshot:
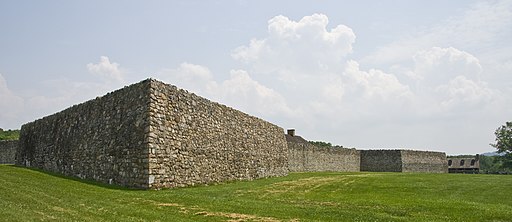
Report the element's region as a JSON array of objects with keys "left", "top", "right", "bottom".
[
  {"left": 228, "top": 13, "right": 509, "bottom": 153},
  {"left": 435, "top": 75, "right": 494, "bottom": 109},
  {"left": 157, "top": 63, "right": 217, "bottom": 95},
  {"left": 158, "top": 63, "right": 292, "bottom": 118},
  {"left": 232, "top": 13, "right": 355, "bottom": 80},
  {"left": 2, "top": 57, "right": 132, "bottom": 129},
  {"left": 231, "top": 14, "right": 413, "bottom": 122},
  {"left": 363, "top": 0, "right": 512, "bottom": 66},
  {"left": 24, "top": 79, "right": 110, "bottom": 114},
  {"left": 213, "top": 69, "right": 292, "bottom": 116},
  {"left": 407, "top": 47, "right": 497, "bottom": 112},
  {"left": 87, "top": 56, "right": 124, "bottom": 83},
  {"left": 413, "top": 47, "right": 482, "bottom": 85},
  {"left": 343, "top": 60, "right": 413, "bottom": 102},
  {"left": 3, "top": 7, "right": 507, "bottom": 154},
  {"left": 0, "top": 74, "right": 24, "bottom": 128}
]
